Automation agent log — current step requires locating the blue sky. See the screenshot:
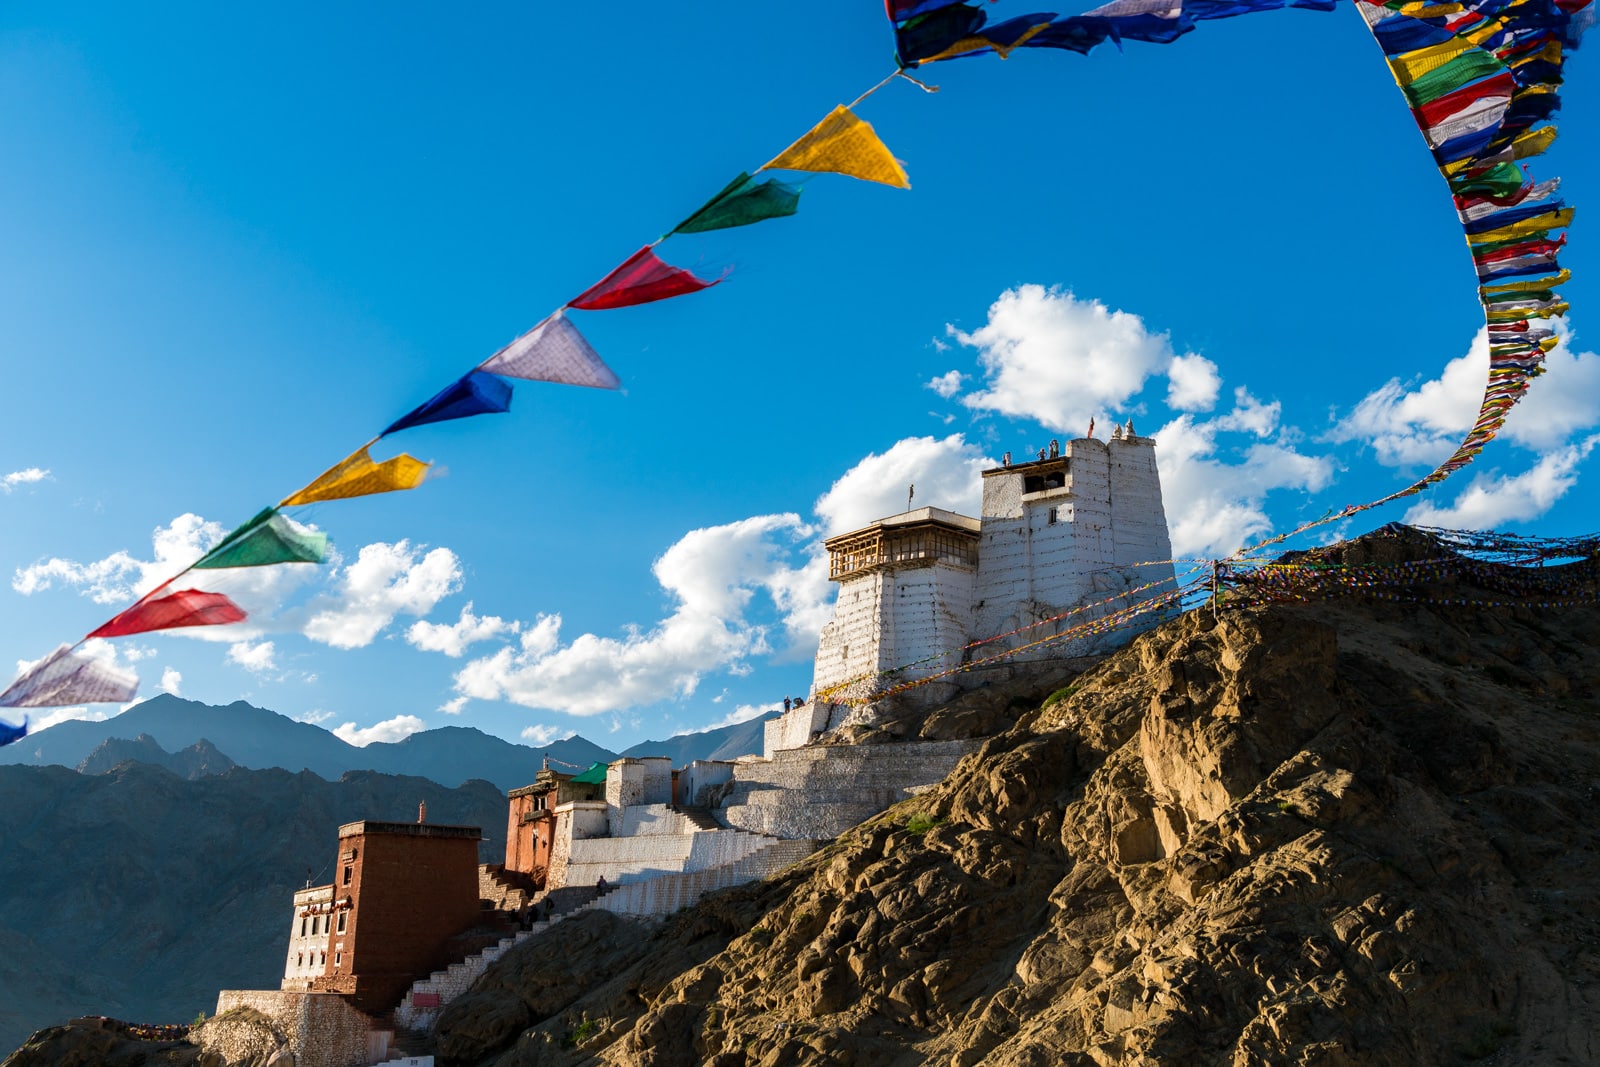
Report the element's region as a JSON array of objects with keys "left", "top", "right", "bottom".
[{"left": 2, "top": 2, "right": 1596, "bottom": 752}]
